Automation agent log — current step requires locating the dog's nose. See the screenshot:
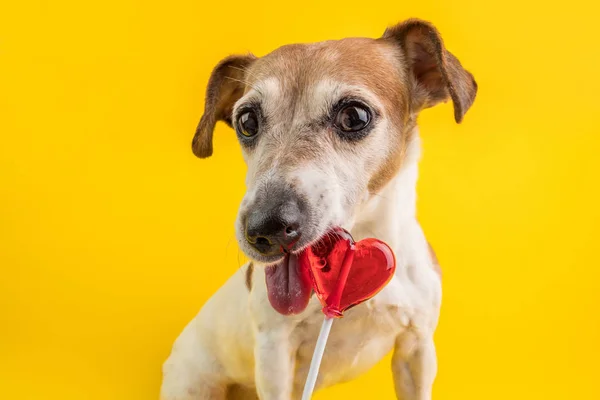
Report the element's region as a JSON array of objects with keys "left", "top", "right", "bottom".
[{"left": 245, "top": 202, "right": 302, "bottom": 255}]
